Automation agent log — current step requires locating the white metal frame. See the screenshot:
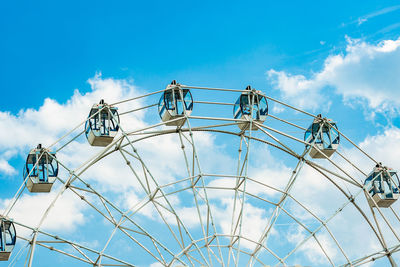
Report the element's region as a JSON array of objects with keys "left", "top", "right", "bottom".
[{"left": 1, "top": 83, "right": 400, "bottom": 266}]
